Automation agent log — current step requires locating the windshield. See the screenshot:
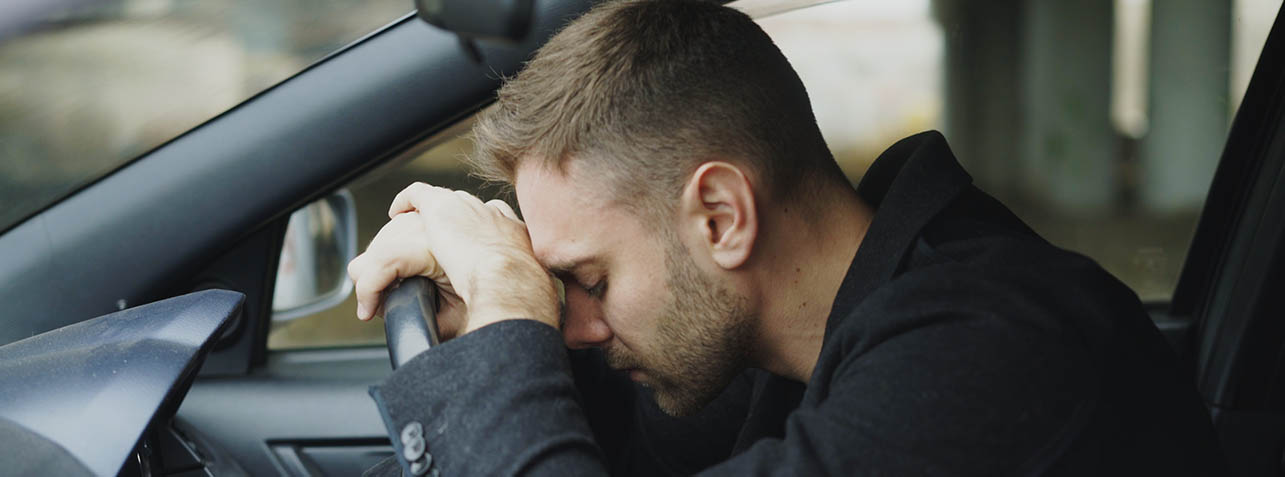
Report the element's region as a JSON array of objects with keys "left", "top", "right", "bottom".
[{"left": 0, "top": 0, "right": 412, "bottom": 232}]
